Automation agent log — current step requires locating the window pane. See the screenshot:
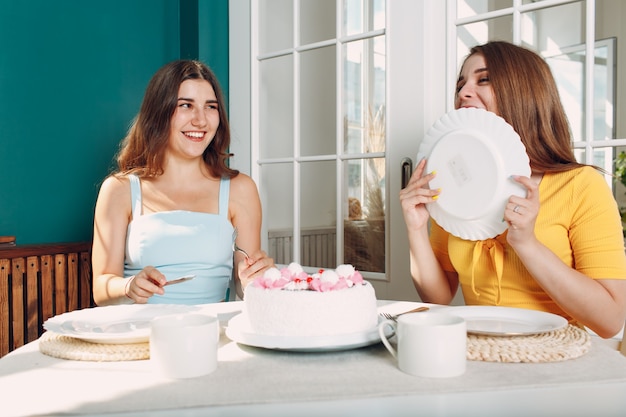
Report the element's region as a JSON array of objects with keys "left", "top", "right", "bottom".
[
  {"left": 259, "top": 55, "right": 294, "bottom": 159},
  {"left": 300, "top": 0, "right": 336, "bottom": 45},
  {"left": 544, "top": 39, "right": 615, "bottom": 144},
  {"left": 520, "top": 3, "right": 584, "bottom": 54},
  {"left": 300, "top": 46, "right": 337, "bottom": 156},
  {"left": 343, "top": 157, "right": 385, "bottom": 273},
  {"left": 343, "top": 36, "right": 386, "bottom": 153},
  {"left": 301, "top": 160, "right": 336, "bottom": 269},
  {"left": 259, "top": 0, "right": 293, "bottom": 53},
  {"left": 597, "top": 0, "right": 623, "bottom": 142},
  {"left": 263, "top": 163, "right": 294, "bottom": 265},
  {"left": 457, "top": 0, "right": 512, "bottom": 19},
  {"left": 343, "top": 0, "right": 386, "bottom": 36},
  {"left": 456, "top": 15, "right": 513, "bottom": 65}
]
